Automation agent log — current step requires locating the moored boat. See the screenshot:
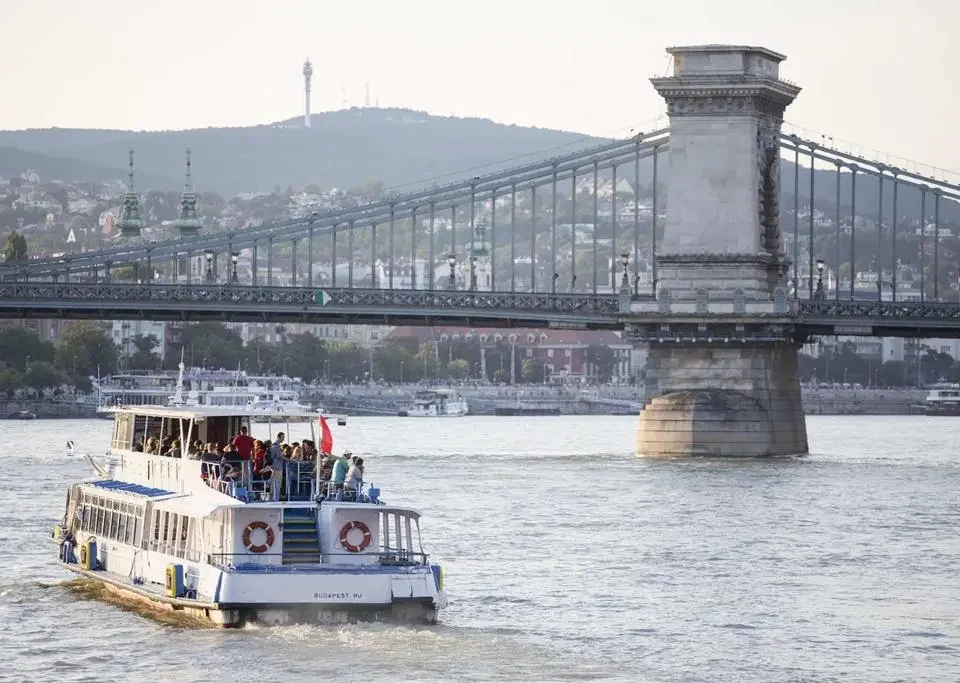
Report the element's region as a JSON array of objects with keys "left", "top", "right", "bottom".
[
  {"left": 924, "top": 385, "right": 960, "bottom": 415},
  {"left": 398, "top": 389, "right": 468, "bottom": 417},
  {"left": 54, "top": 387, "right": 446, "bottom": 627},
  {"left": 7, "top": 410, "right": 37, "bottom": 420}
]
